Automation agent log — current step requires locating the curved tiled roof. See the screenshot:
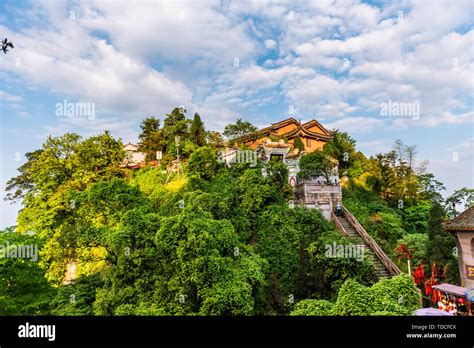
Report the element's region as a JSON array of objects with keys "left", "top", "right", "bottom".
[
  {"left": 238, "top": 117, "right": 335, "bottom": 143},
  {"left": 301, "top": 119, "right": 336, "bottom": 136},
  {"left": 442, "top": 206, "right": 474, "bottom": 231},
  {"left": 282, "top": 124, "right": 334, "bottom": 140}
]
